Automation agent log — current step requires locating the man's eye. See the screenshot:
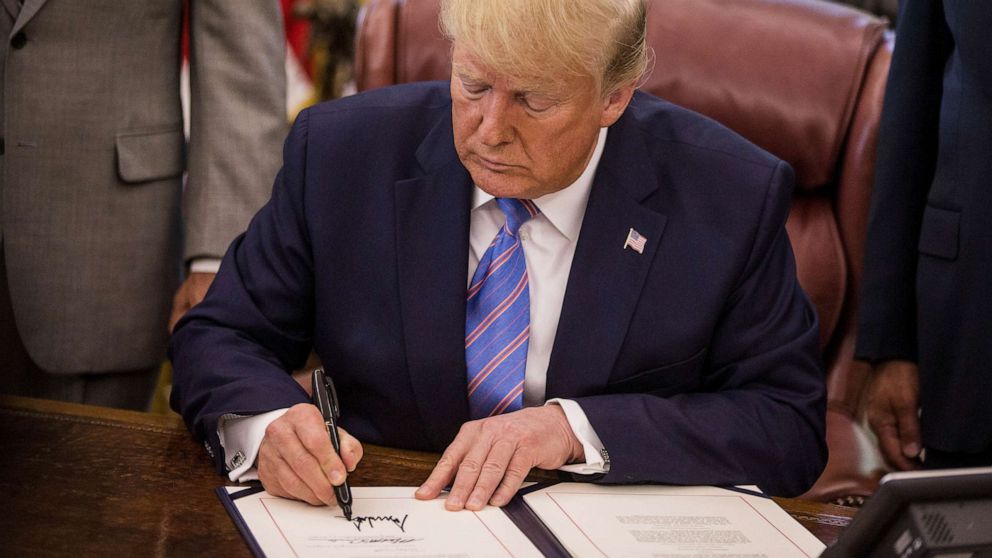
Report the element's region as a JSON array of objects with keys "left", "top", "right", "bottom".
[
  {"left": 521, "top": 94, "right": 556, "bottom": 113},
  {"left": 462, "top": 82, "right": 489, "bottom": 97}
]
